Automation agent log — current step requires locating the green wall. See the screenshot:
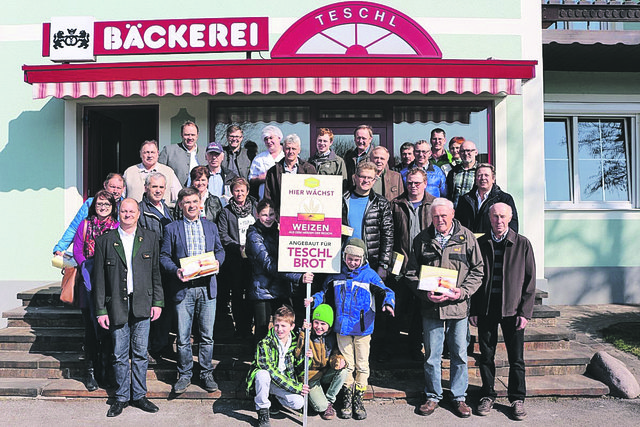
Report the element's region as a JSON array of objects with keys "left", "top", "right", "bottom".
[{"left": 545, "top": 219, "right": 640, "bottom": 268}]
